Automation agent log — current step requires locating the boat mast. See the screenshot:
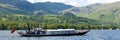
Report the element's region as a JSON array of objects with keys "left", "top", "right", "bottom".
[{"left": 27, "top": 23, "right": 30, "bottom": 32}]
